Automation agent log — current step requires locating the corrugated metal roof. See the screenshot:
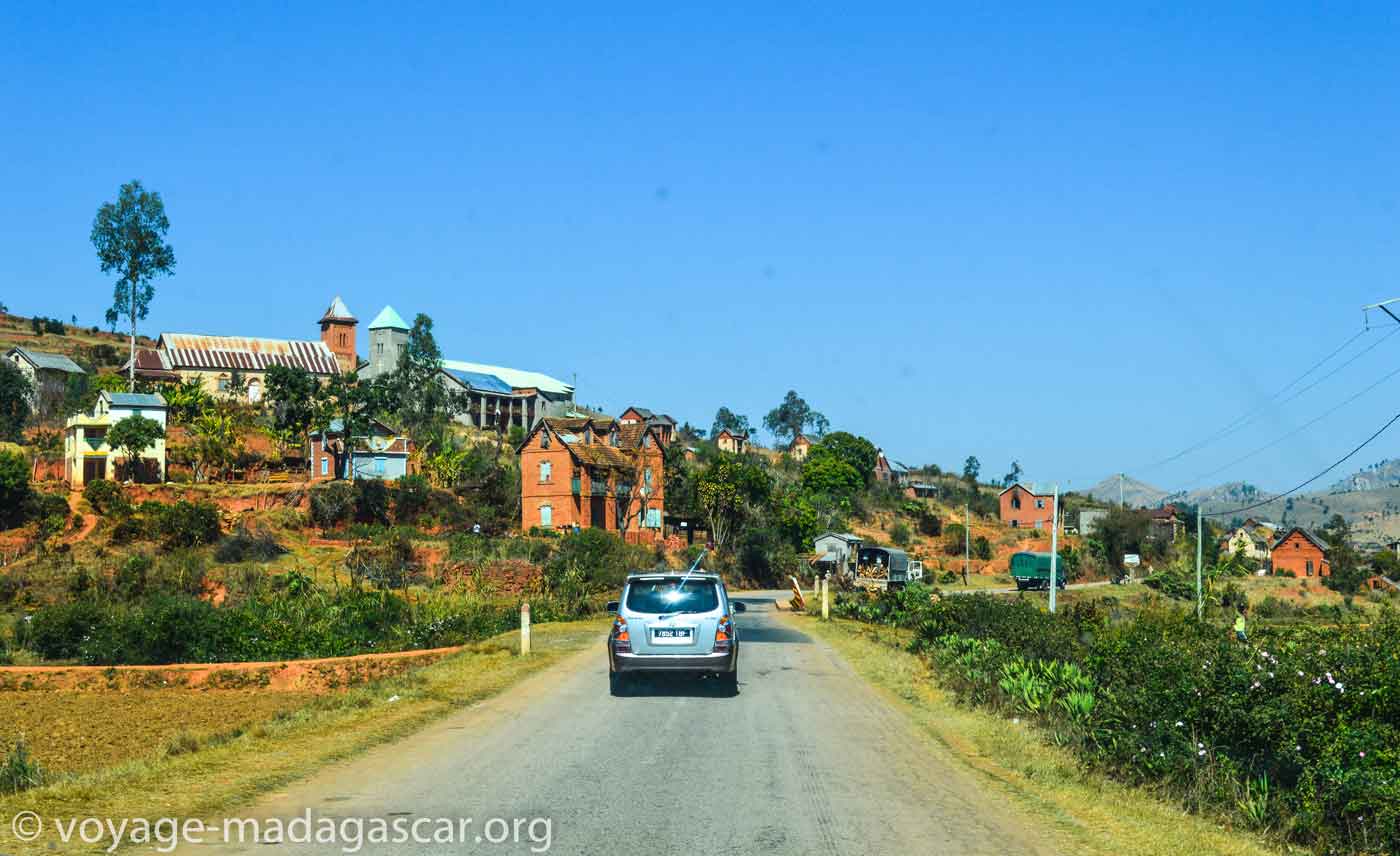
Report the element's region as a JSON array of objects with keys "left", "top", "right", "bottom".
[
  {"left": 157, "top": 334, "right": 340, "bottom": 375},
  {"left": 8, "top": 347, "right": 85, "bottom": 374},
  {"left": 368, "top": 305, "right": 410, "bottom": 330},
  {"left": 445, "top": 369, "right": 513, "bottom": 394},
  {"left": 442, "top": 359, "right": 573, "bottom": 395},
  {"left": 103, "top": 391, "right": 166, "bottom": 408}
]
